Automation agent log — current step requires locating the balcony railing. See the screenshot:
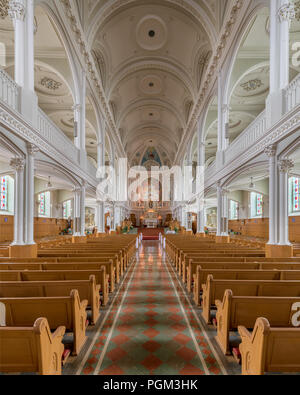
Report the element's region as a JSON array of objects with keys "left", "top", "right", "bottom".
[
  {"left": 0, "top": 68, "right": 20, "bottom": 111},
  {"left": 224, "top": 110, "right": 267, "bottom": 164},
  {"left": 286, "top": 73, "right": 300, "bottom": 113},
  {"left": 37, "top": 108, "right": 79, "bottom": 164}
]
